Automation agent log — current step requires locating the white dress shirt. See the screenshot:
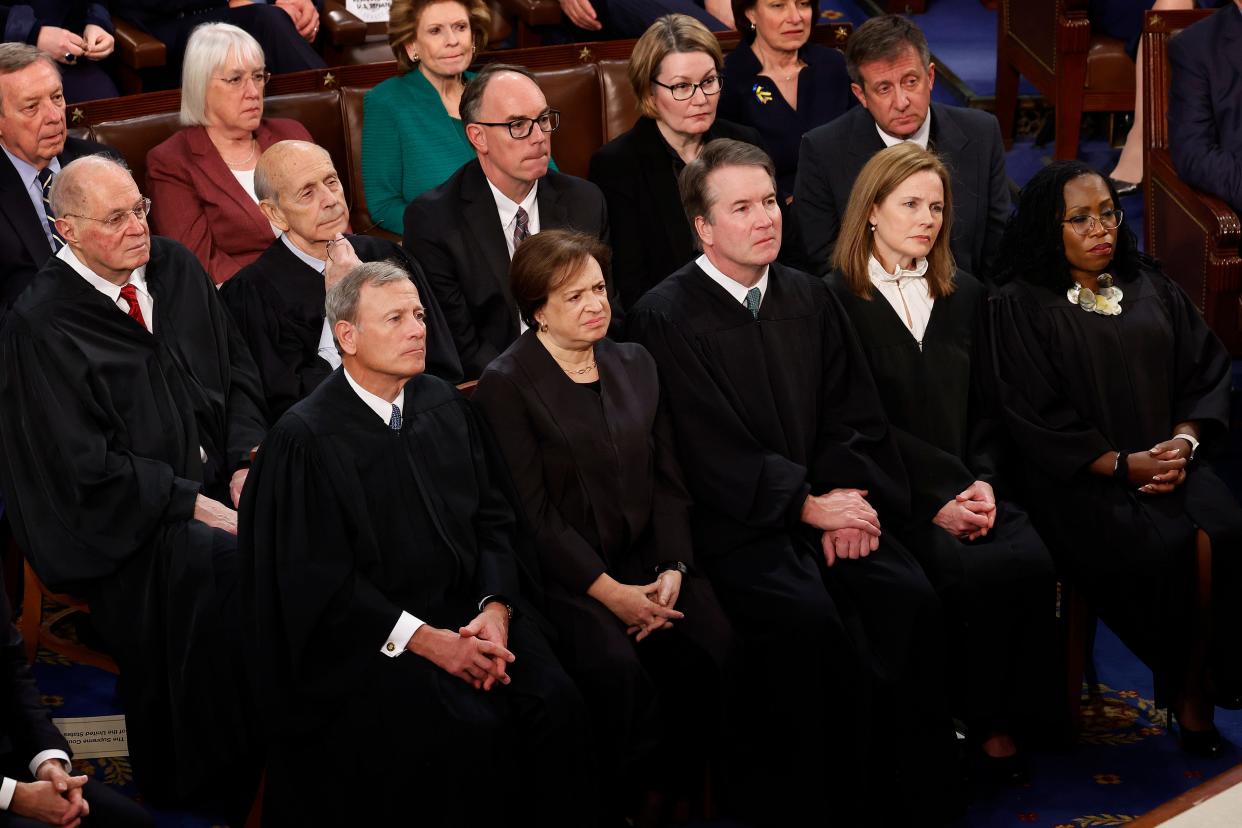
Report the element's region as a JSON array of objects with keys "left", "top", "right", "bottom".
[
  {"left": 876, "top": 109, "right": 932, "bottom": 150},
  {"left": 279, "top": 235, "right": 342, "bottom": 370},
  {"left": 2, "top": 146, "right": 60, "bottom": 248},
  {"left": 57, "top": 245, "right": 153, "bottom": 331},
  {"left": 0, "top": 753, "right": 72, "bottom": 811},
  {"left": 487, "top": 178, "right": 538, "bottom": 333},
  {"left": 341, "top": 368, "right": 424, "bottom": 657},
  {"left": 868, "top": 255, "right": 933, "bottom": 348},
  {"left": 696, "top": 253, "right": 770, "bottom": 310}
]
